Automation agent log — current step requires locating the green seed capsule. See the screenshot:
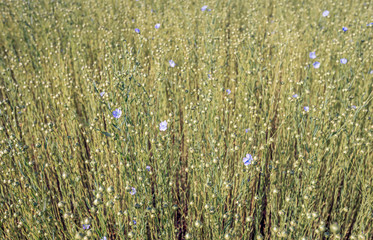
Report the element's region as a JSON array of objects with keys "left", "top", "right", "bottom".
[
  {"left": 357, "top": 234, "right": 365, "bottom": 240},
  {"left": 57, "top": 201, "right": 66, "bottom": 208},
  {"left": 107, "top": 186, "right": 114, "bottom": 194},
  {"left": 195, "top": 220, "right": 202, "bottom": 228},
  {"left": 84, "top": 218, "right": 91, "bottom": 225},
  {"left": 75, "top": 233, "right": 84, "bottom": 239},
  {"left": 96, "top": 192, "right": 103, "bottom": 199},
  {"left": 330, "top": 222, "right": 340, "bottom": 233}
]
